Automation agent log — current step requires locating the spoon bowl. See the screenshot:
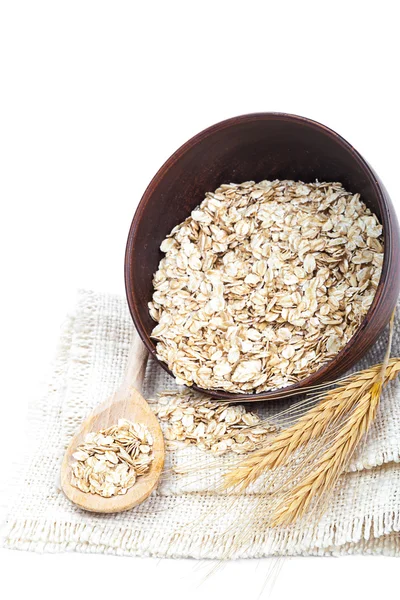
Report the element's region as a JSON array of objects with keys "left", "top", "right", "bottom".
[{"left": 61, "top": 333, "right": 164, "bottom": 513}]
